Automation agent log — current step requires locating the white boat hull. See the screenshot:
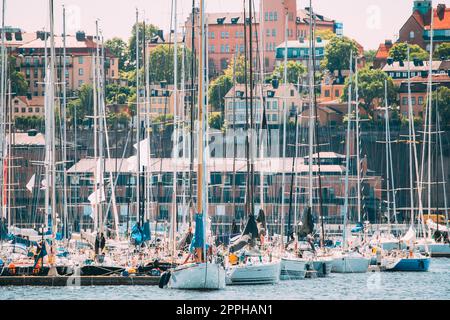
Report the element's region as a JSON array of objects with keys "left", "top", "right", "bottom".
[
  {"left": 332, "top": 255, "right": 370, "bottom": 273},
  {"left": 280, "top": 257, "right": 307, "bottom": 280},
  {"left": 226, "top": 261, "right": 280, "bottom": 285},
  {"left": 417, "top": 243, "right": 450, "bottom": 257},
  {"left": 168, "top": 263, "right": 226, "bottom": 290}
]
